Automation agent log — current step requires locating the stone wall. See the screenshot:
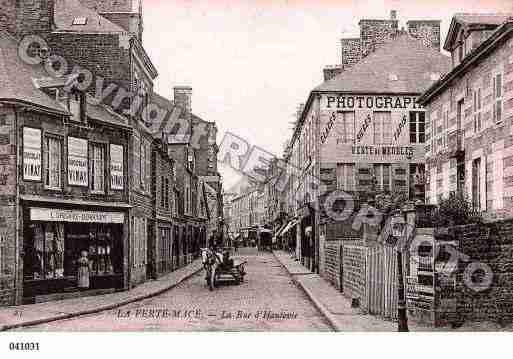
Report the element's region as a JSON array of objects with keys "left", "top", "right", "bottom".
[
  {"left": 0, "top": 107, "right": 16, "bottom": 306},
  {"left": 453, "top": 221, "right": 513, "bottom": 325},
  {"left": 48, "top": 33, "right": 131, "bottom": 103}
]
